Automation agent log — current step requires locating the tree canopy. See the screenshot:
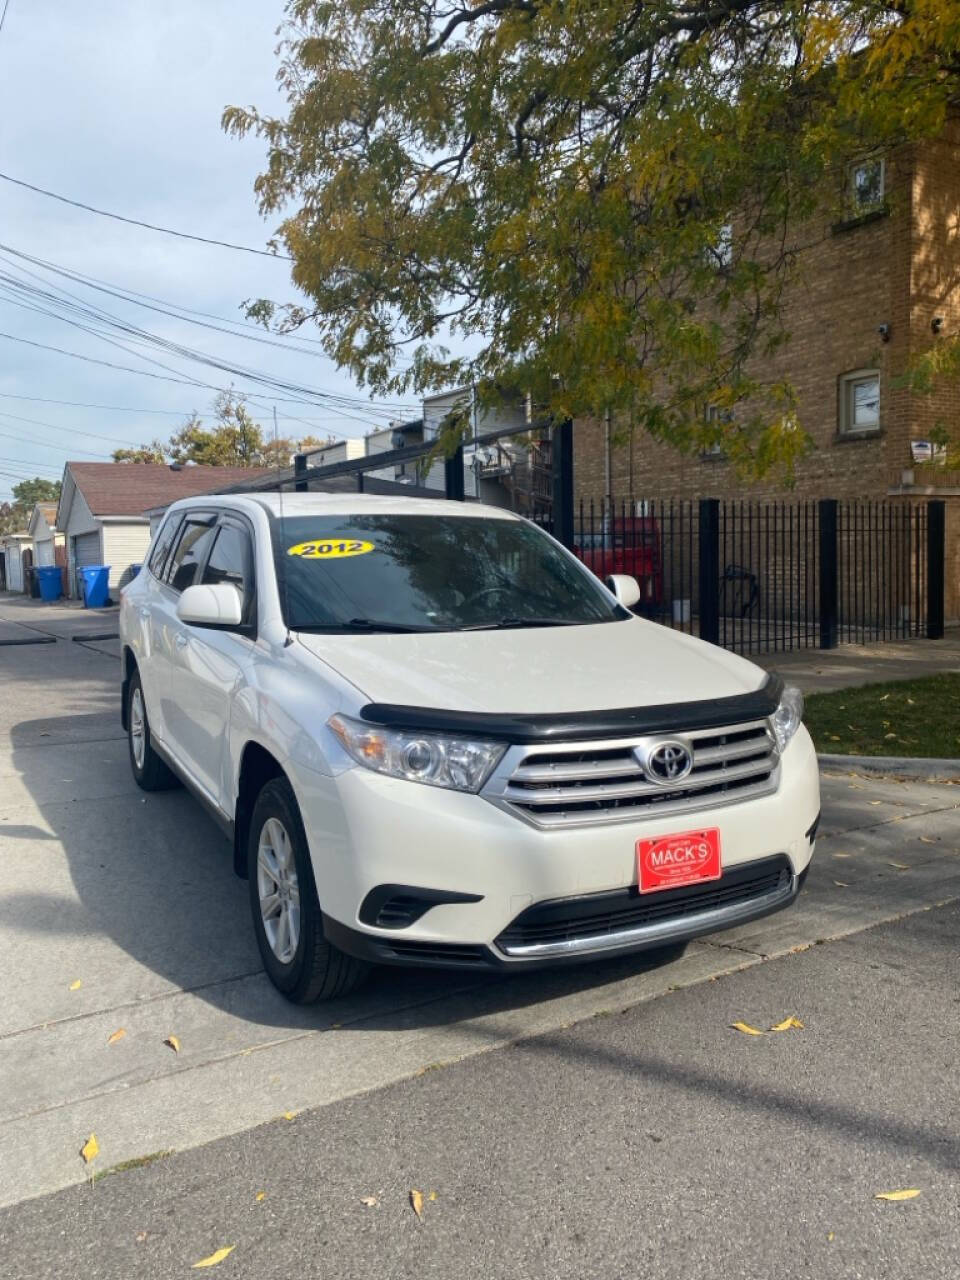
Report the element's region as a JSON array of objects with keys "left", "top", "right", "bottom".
[
  {"left": 224, "top": 0, "right": 960, "bottom": 475},
  {"left": 113, "top": 393, "right": 331, "bottom": 466},
  {"left": 0, "top": 477, "right": 61, "bottom": 536}
]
